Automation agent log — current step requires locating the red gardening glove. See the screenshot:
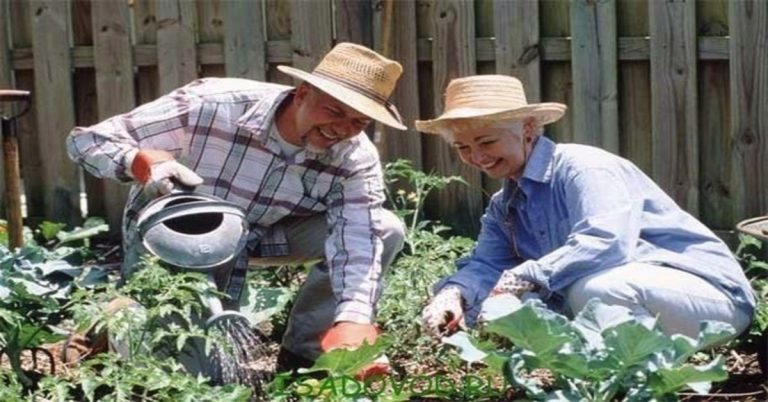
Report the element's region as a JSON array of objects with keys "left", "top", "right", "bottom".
[
  {"left": 130, "top": 149, "right": 203, "bottom": 195},
  {"left": 320, "top": 322, "right": 391, "bottom": 380}
]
